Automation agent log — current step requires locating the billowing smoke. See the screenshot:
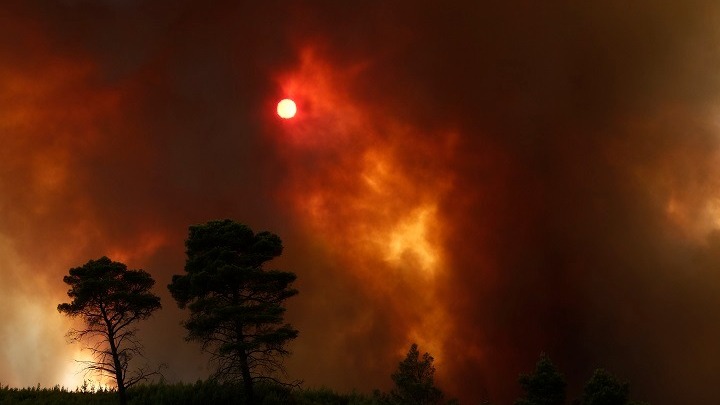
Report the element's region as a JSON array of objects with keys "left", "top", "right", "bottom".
[{"left": 2, "top": 1, "right": 720, "bottom": 404}]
